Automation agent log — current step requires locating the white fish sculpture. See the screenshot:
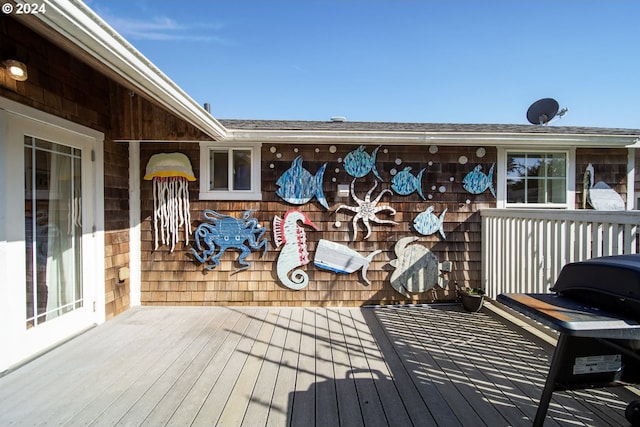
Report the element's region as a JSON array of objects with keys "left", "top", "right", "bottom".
[
  {"left": 273, "top": 210, "right": 318, "bottom": 290},
  {"left": 388, "top": 236, "right": 443, "bottom": 298},
  {"left": 313, "top": 239, "right": 382, "bottom": 285},
  {"left": 463, "top": 163, "right": 496, "bottom": 197},
  {"left": 413, "top": 206, "right": 447, "bottom": 239},
  {"left": 276, "top": 156, "right": 329, "bottom": 209}
]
